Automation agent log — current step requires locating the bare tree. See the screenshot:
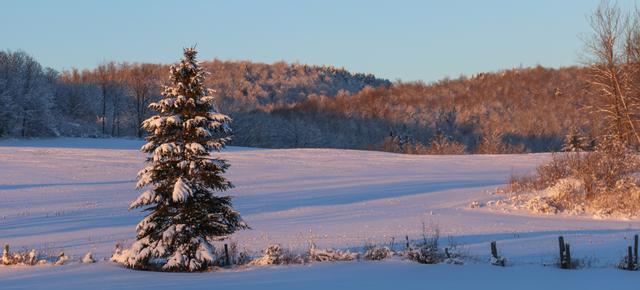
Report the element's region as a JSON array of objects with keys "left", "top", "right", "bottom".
[
  {"left": 125, "top": 63, "right": 160, "bottom": 137},
  {"left": 95, "top": 62, "right": 116, "bottom": 135},
  {"left": 585, "top": 1, "right": 640, "bottom": 146},
  {"left": 110, "top": 80, "right": 123, "bottom": 137}
]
